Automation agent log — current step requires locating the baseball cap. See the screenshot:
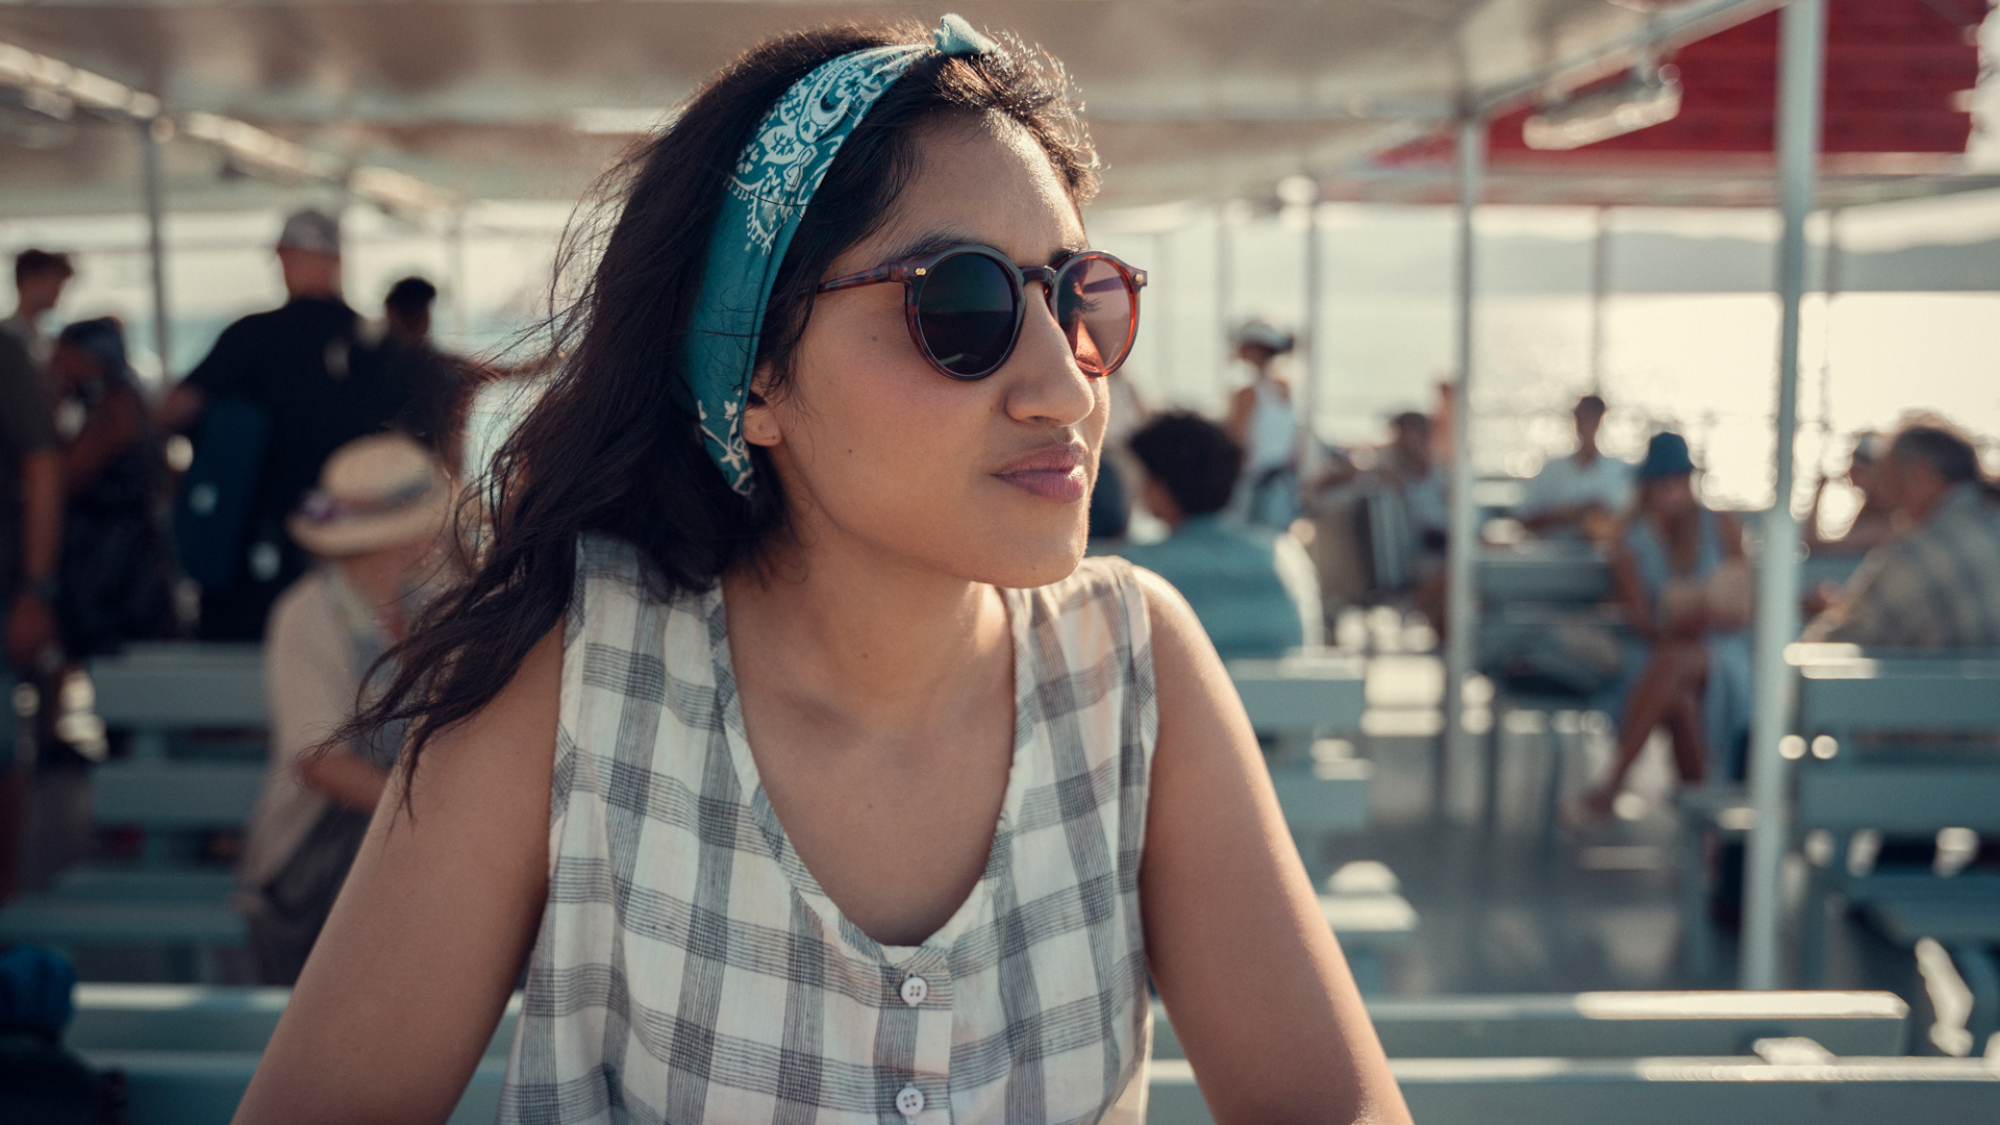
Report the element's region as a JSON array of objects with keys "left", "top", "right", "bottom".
[{"left": 276, "top": 209, "right": 341, "bottom": 255}]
